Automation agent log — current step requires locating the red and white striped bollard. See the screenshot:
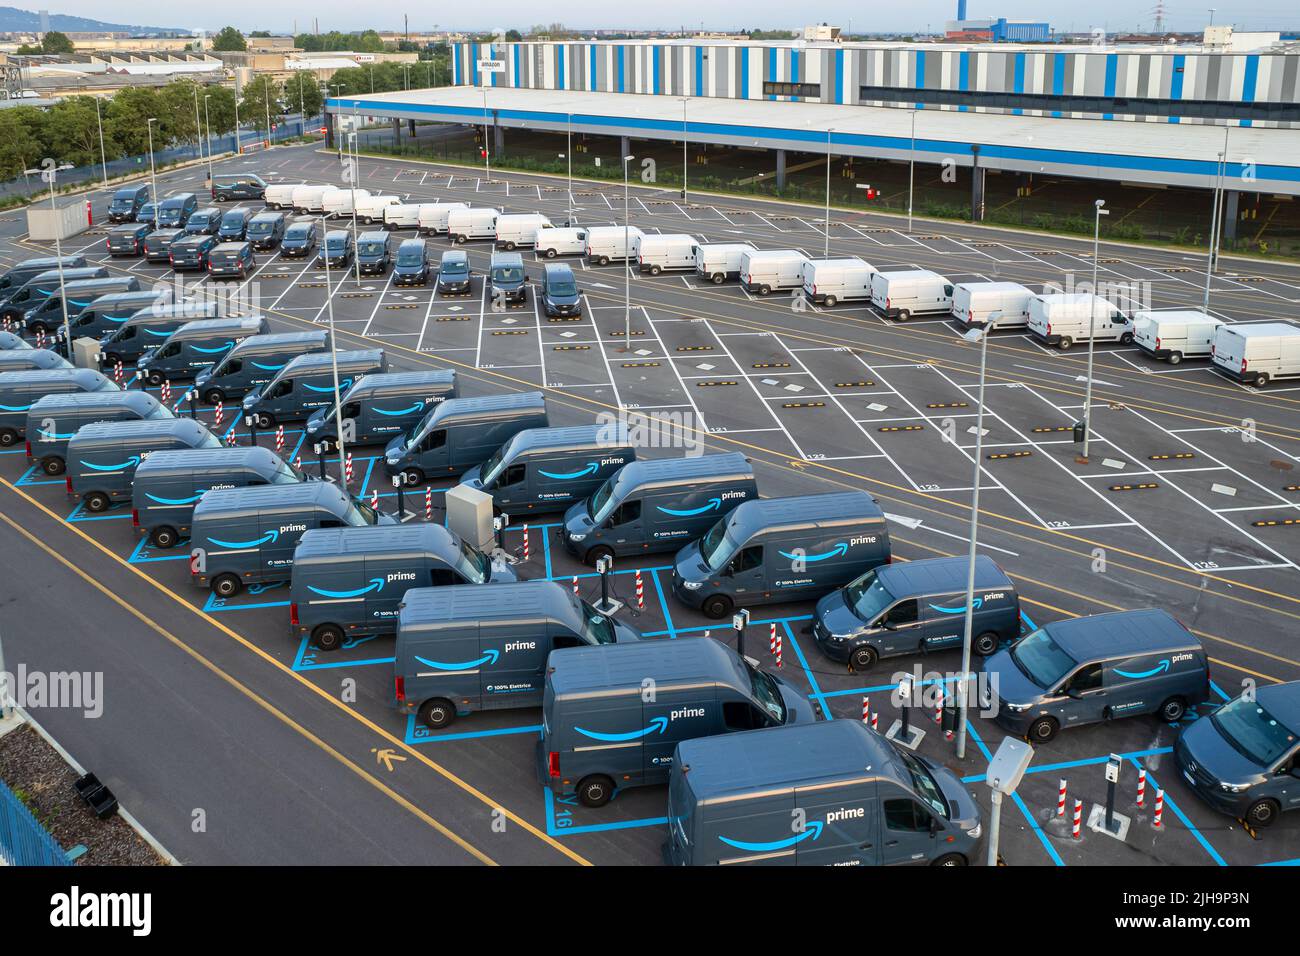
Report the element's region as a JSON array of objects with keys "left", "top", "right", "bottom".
[
  {"left": 1136, "top": 767, "right": 1147, "bottom": 808},
  {"left": 634, "top": 569, "right": 644, "bottom": 610},
  {"left": 769, "top": 623, "right": 777, "bottom": 655},
  {"left": 774, "top": 631, "right": 783, "bottom": 668},
  {"left": 344, "top": 452, "right": 353, "bottom": 485},
  {"left": 572, "top": 575, "right": 579, "bottom": 596},
  {"left": 1152, "top": 790, "right": 1164, "bottom": 829},
  {"left": 861, "top": 696, "right": 870, "bottom": 724},
  {"left": 213, "top": 401, "right": 223, "bottom": 427},
  {"left": 424, "top": 486, "right": 432, "bottom": 521},
  {"left": 370, "top": 488, "right": 379, "bottom": 511},
  {"left": 1072, "top": 799, "right": 1083, "bottom": 840},
  {"left": 522, "top": 525, "right": 530, "bottom": 561},
  {"left": 1057, "top": 779, "right": 1068, "bottom": 817},
  {"left": 275, "top": 424, "right": 285, "bottom": 453}
]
